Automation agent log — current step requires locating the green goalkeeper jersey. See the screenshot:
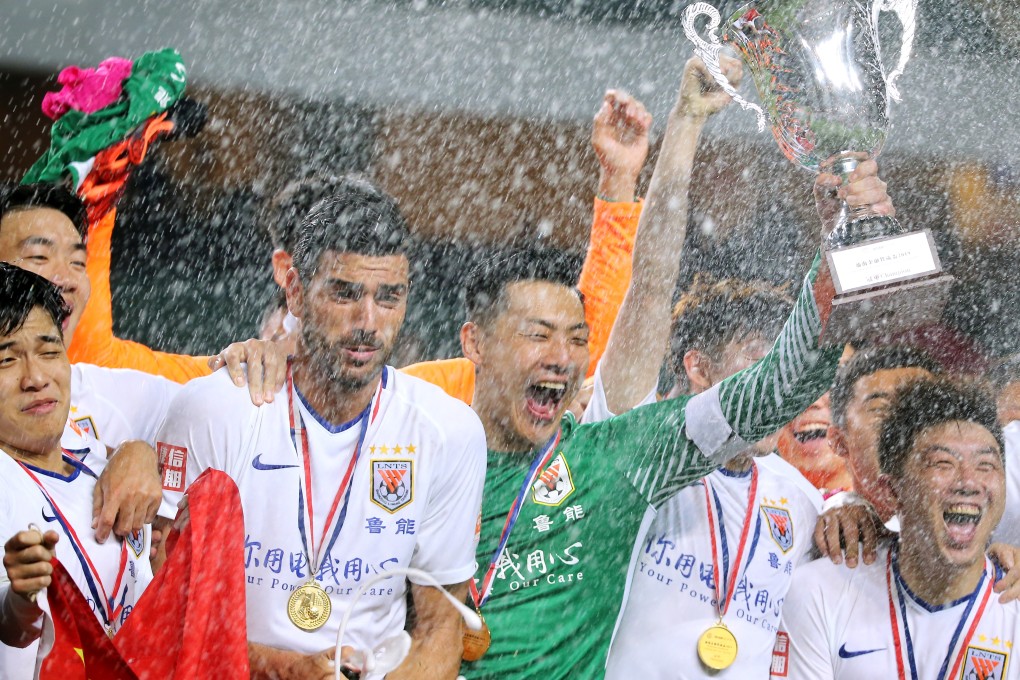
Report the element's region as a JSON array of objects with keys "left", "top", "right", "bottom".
[{"left": 462, "top": 255, "right": 840, "bottom": 680}]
